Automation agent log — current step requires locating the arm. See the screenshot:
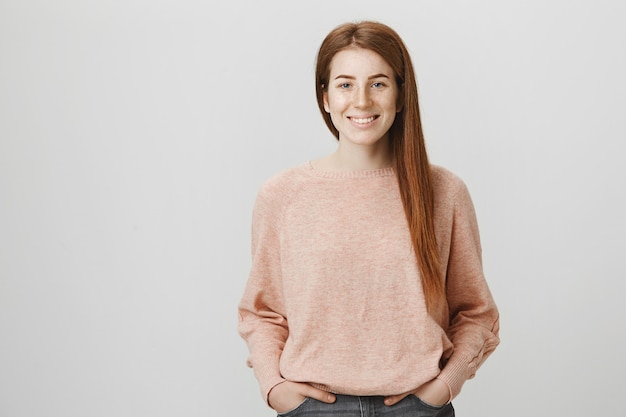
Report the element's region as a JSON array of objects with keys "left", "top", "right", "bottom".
[
  {"left": 238, "top": 190, "right": 289, "bottom": 403},
  {"left": 384, "top": 177, "right": 499, "bottom": 407},
  {"left": 238, "top": 184, "right": 337, "bottom": 410},
  {"left": 436, "top": 181, "right": 500, "bottom": 401}
]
